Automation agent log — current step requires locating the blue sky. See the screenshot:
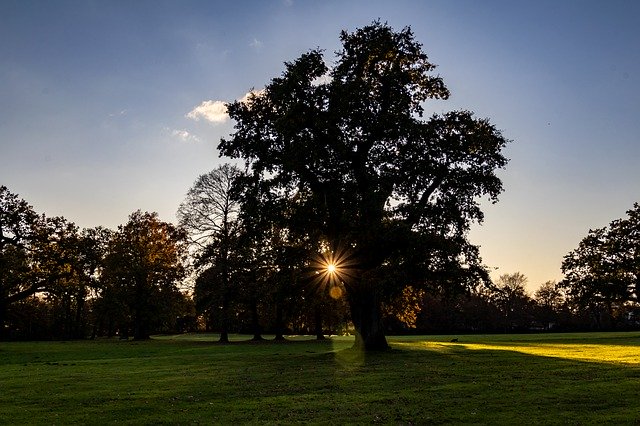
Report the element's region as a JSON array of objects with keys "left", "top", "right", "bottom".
[{"left": 1, "top": 0, "right": 639, "bottom": 290}]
